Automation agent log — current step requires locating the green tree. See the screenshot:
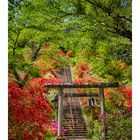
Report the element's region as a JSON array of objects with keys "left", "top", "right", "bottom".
[{"left": 8, "top": 0, "right": 132, "bottom": 85}]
